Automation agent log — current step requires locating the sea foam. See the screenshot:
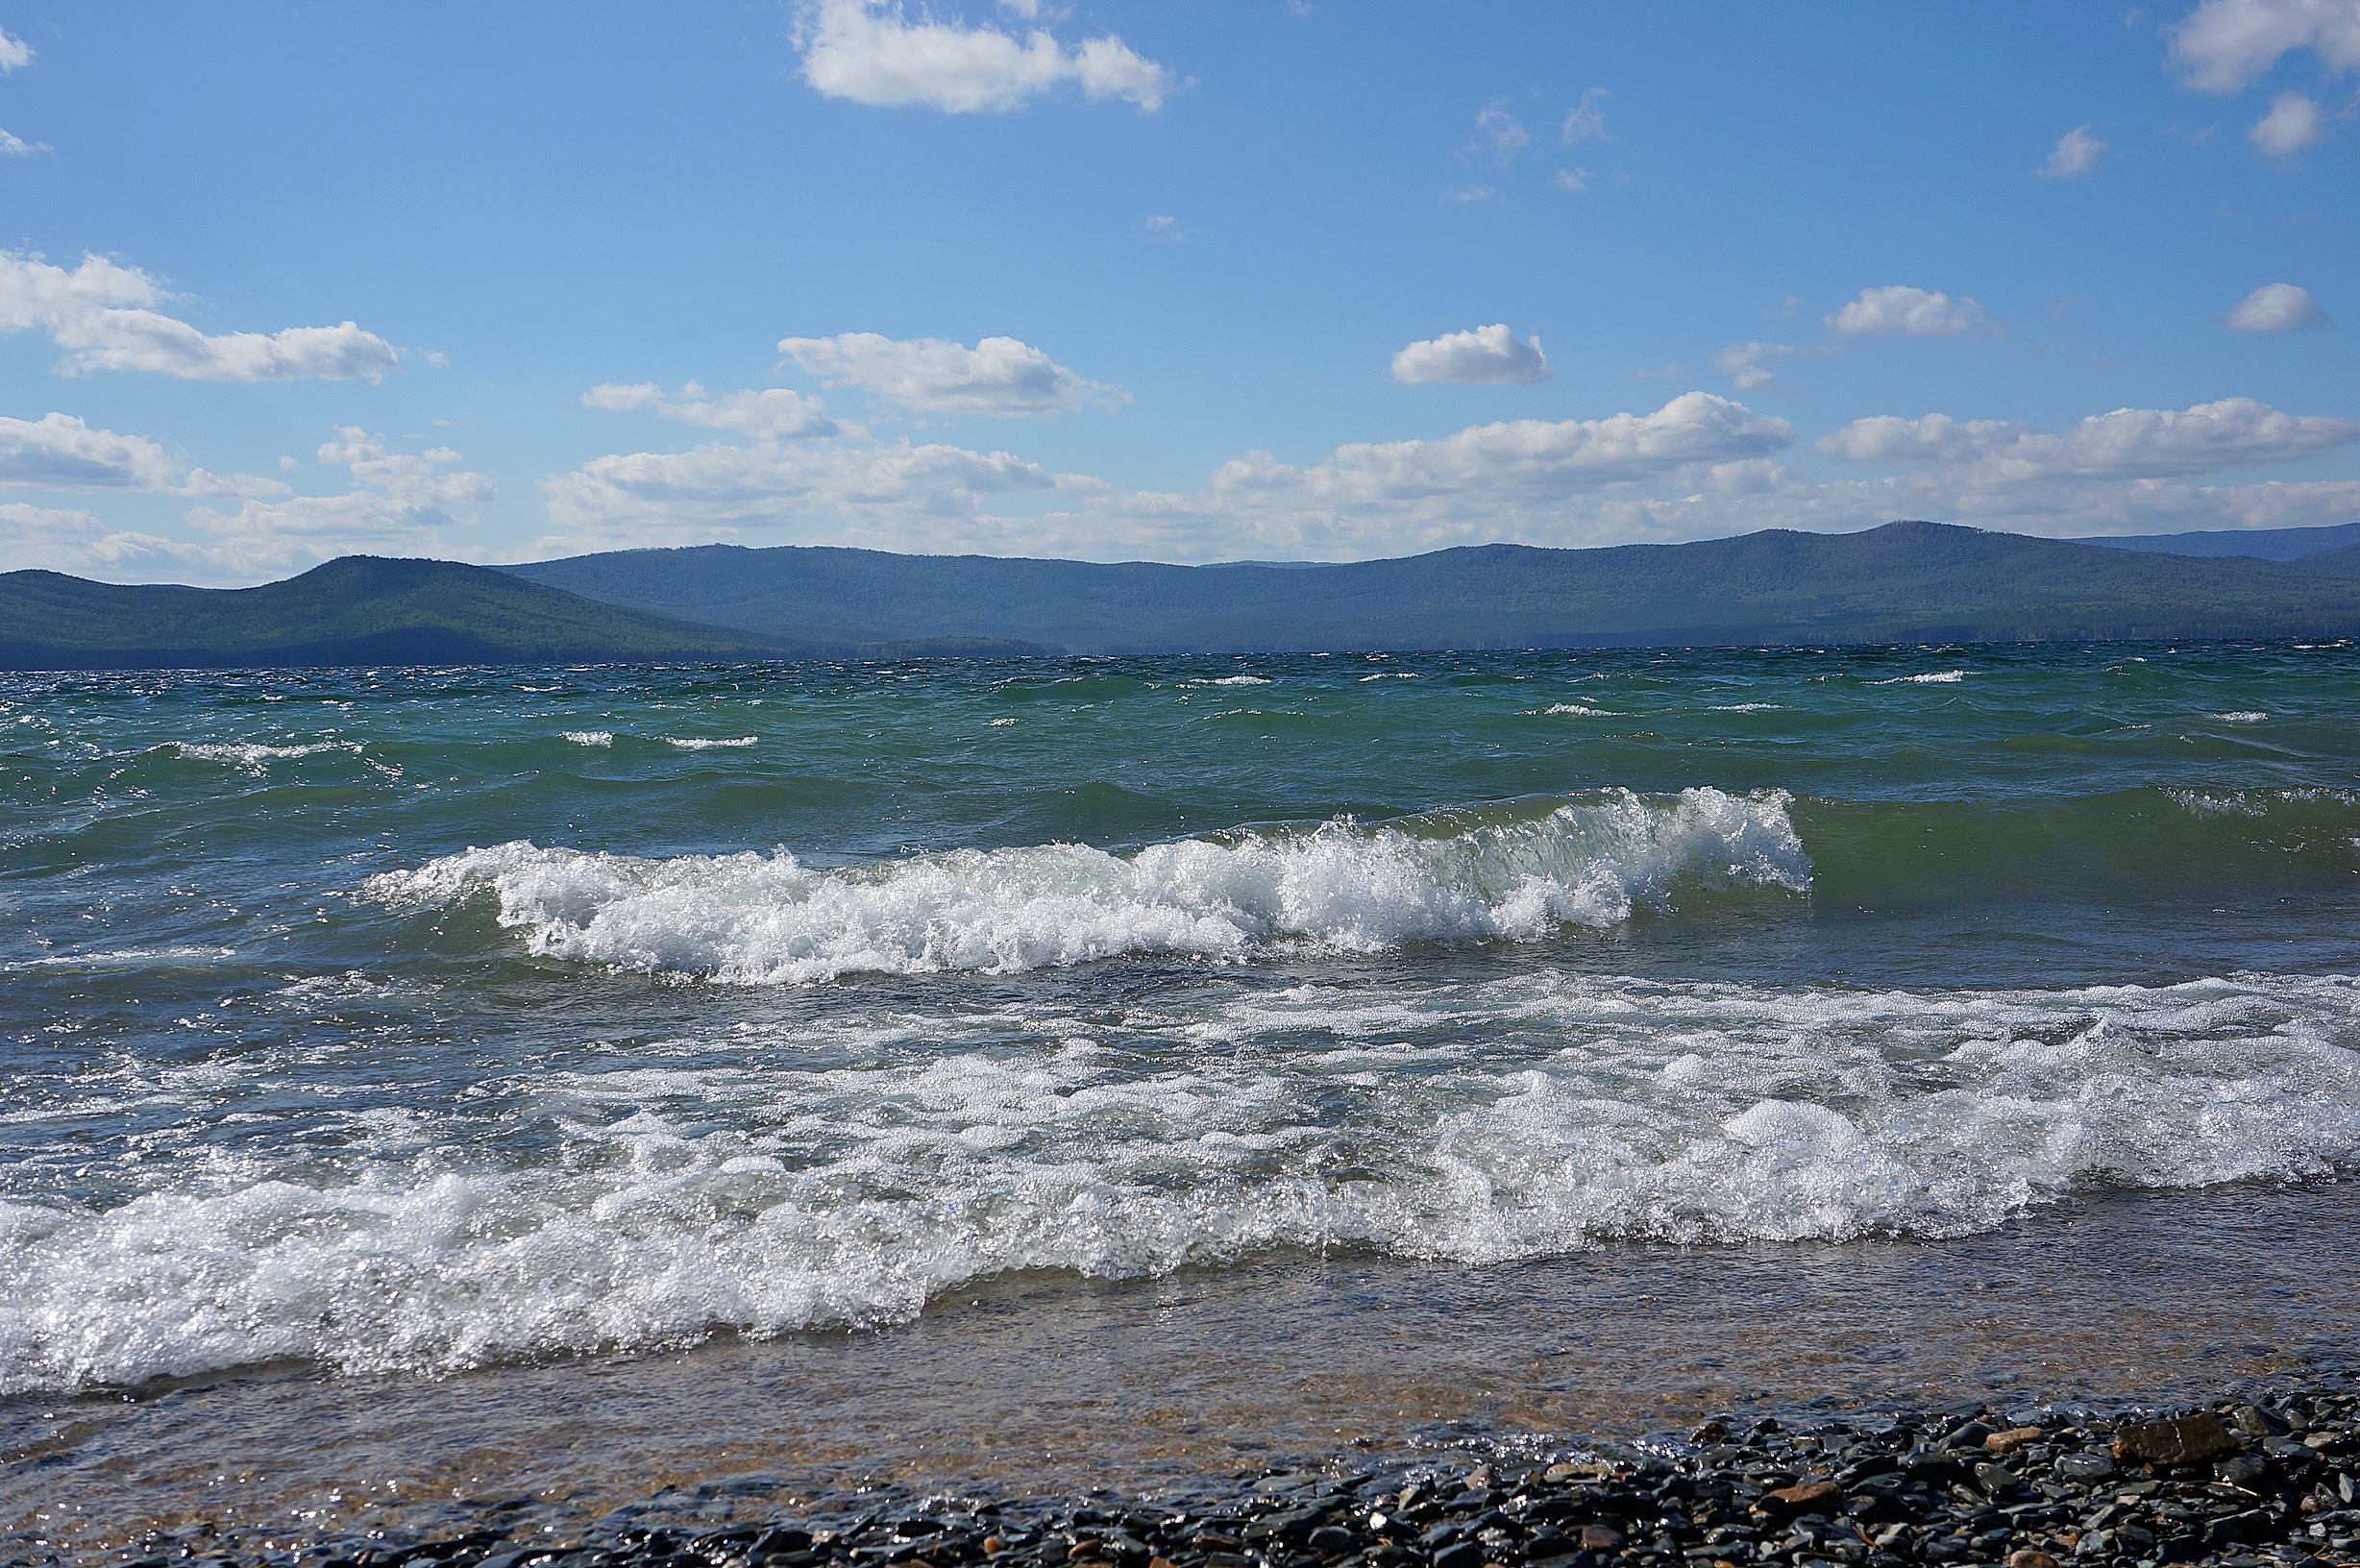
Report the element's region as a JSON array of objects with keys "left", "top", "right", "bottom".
[
  {"left": 3, "top": 968, "right": 2355, "bottom": 1393},
  {"left": 364, "top": 788, "right": 1809, "bottom": 984}
]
